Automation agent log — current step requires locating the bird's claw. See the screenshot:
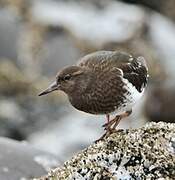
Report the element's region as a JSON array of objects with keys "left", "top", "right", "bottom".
[
  {"left": 94, "top": 128, "right": 117, "bottom": 143},
  {"left": 102, "top": 123, "right": 112, "bottom": 131},
  {"left": 102, "top": 123, "right": 109, "bottom": 129}
]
